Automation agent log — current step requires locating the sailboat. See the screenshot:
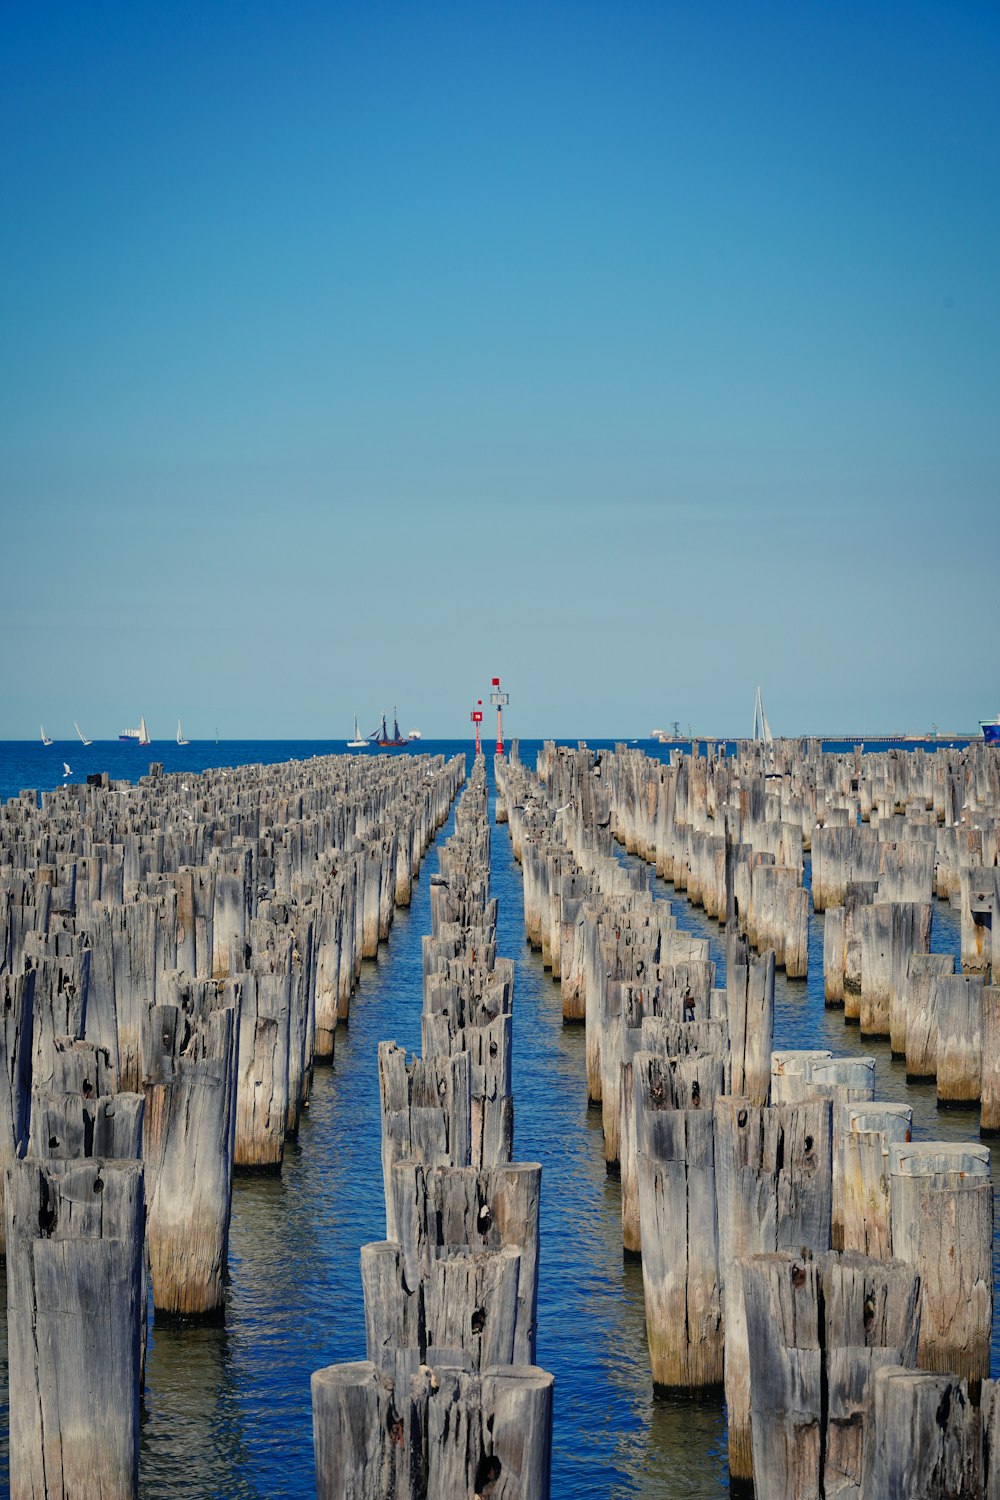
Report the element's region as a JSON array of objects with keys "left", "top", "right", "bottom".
[
  {"left": 119, "top": 715, "right": 150, "bottom": 743},
  {"left": 347, "top": 715, "right": 368, "bottom": 749},
  {"left": 40, "top": 725, "right": 53, "bottom": 746},
  {"left": 752, "top": 686, "right": 773, "bottom": 745},
  {"left": 74, "top": 721, "right": 92, "bottom": 746},
  {"left": 375, "top": 708, "right": 407, "bottom": 749},
  {"left": 176, "top": 719, "right": 189, "bottom": 746}
]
